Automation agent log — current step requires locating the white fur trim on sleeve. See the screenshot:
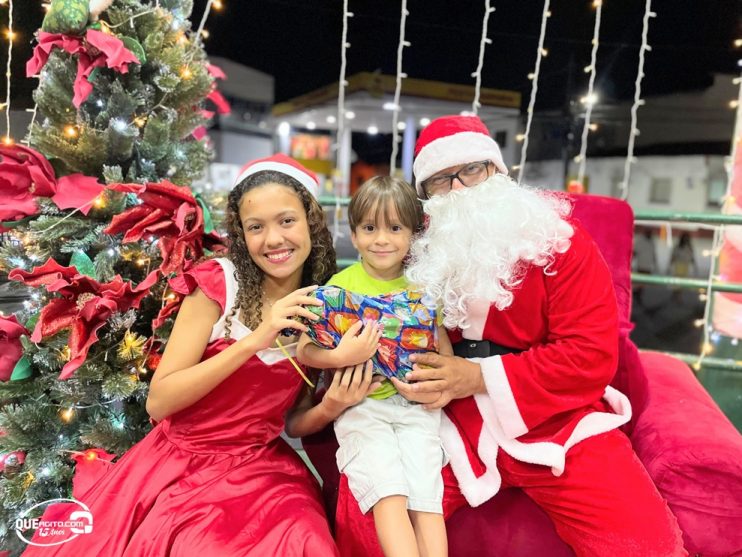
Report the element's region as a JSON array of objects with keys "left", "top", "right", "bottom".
[
  {"left": 441, "top": 385, "right": 633, "bottom": 506},
  {"left": 474, "top": 385, "right": 632, "bottom": 477},
  {"left": 562, "top": 386, "right": 632, "bottom": 453},
  {"left": 439, "top": 413, "right": 501, "bottom": 507},
  {"left": 480, "top": 355, "right": 529, "bottom": 439}
]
